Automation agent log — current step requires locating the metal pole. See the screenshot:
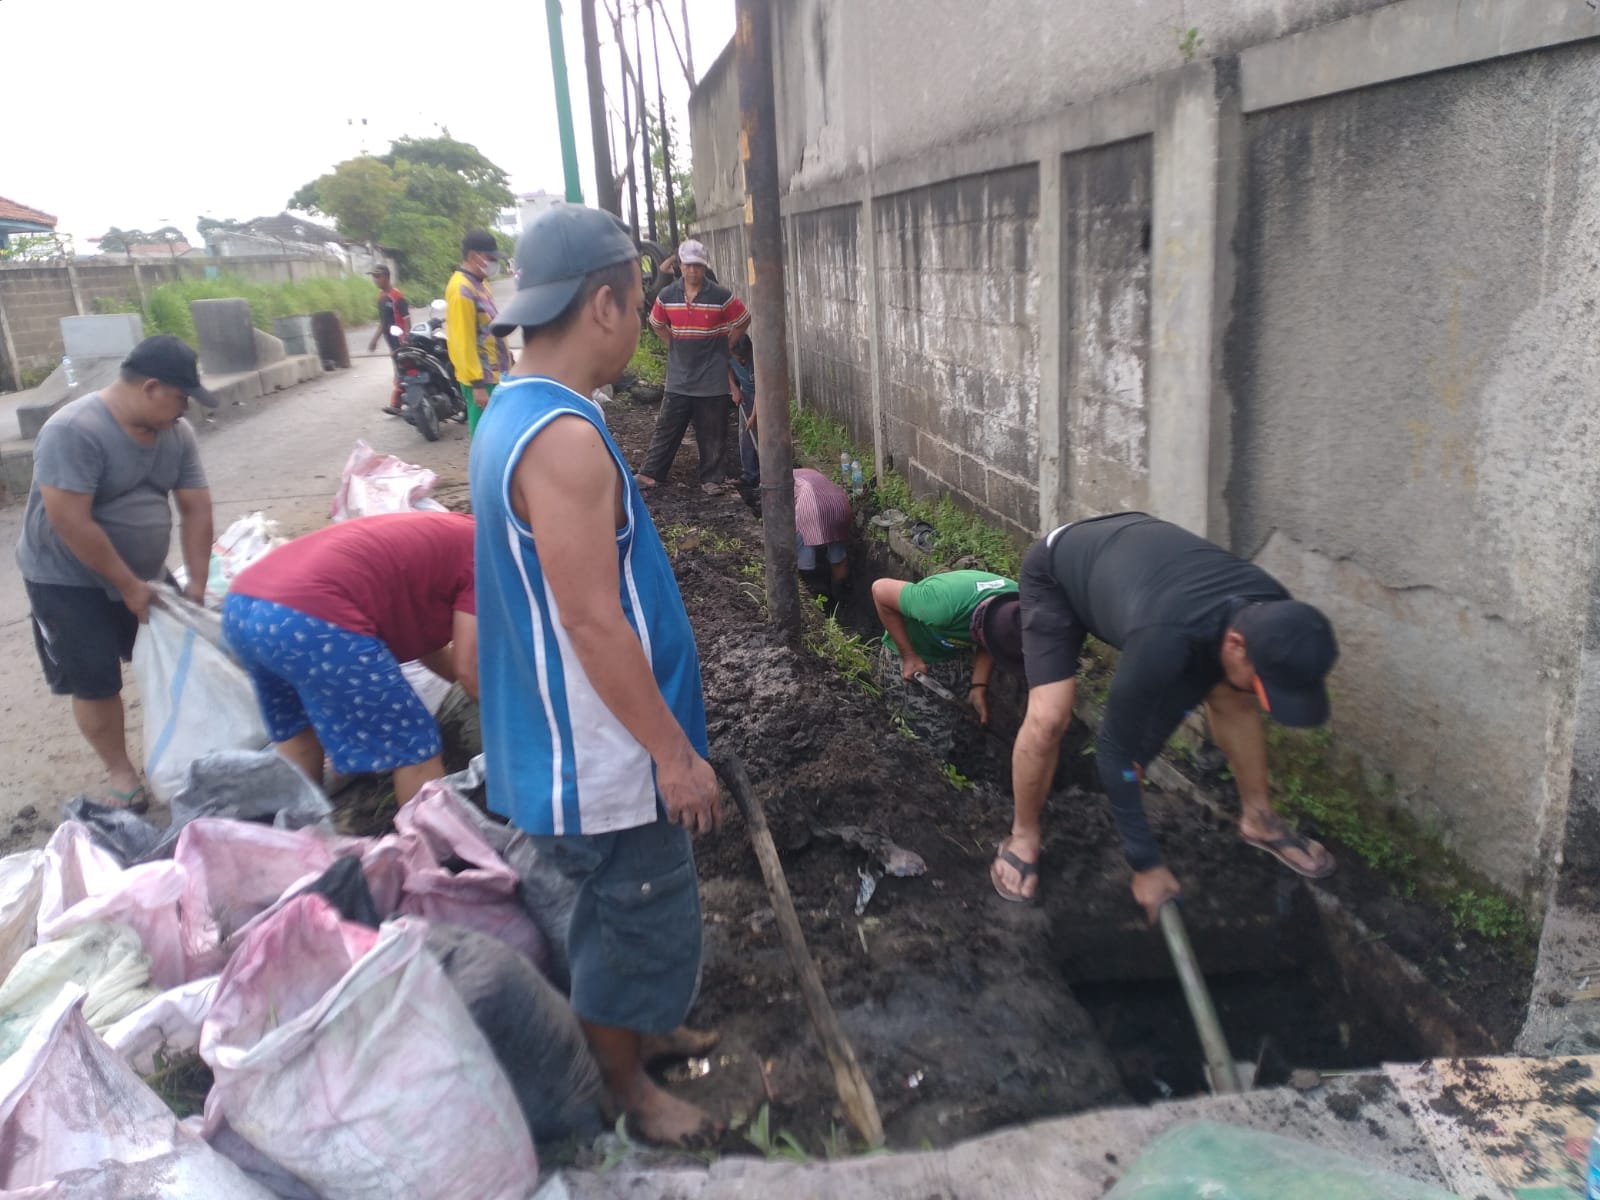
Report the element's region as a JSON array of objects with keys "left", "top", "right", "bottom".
[
  {"left": 580, "top": 0, "right": 620, "bottom": 214},
  {"left": 1157, "top": 902, "right": 1244, "bottom": 1094},
  {"left": 633, "top": 2, "right": 657, "bottom": 242},
  {"left": 648, "top": 0, "right": 679, "bottom": 246},
  {"left": 735, "top": 0, "right": 800, "bottom": 635},
  {"left": 679, "top": 0, "right": 694, "bottom": 83},
  {"left": 545, "top": 0, "right": 585, "bottom": 203}
]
